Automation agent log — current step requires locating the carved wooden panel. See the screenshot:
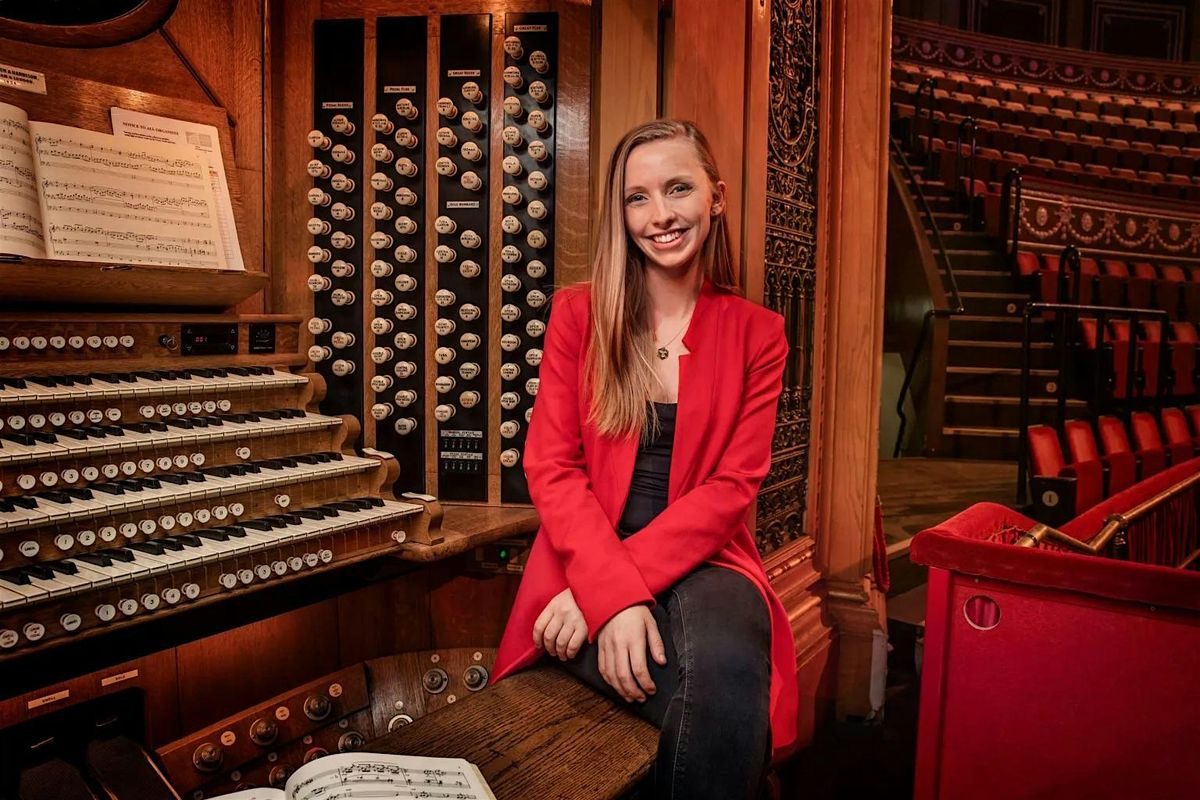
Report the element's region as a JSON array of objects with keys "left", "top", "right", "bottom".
[{"left": 757, "top": 0, "right": 819, "bottom": 557}]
